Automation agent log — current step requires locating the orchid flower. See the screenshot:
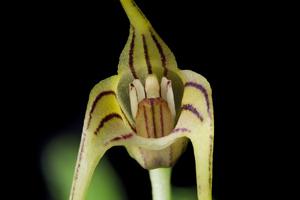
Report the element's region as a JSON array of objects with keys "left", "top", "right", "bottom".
[{"left": 69, "top": 0, "right": 214, "bottom": 200}]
